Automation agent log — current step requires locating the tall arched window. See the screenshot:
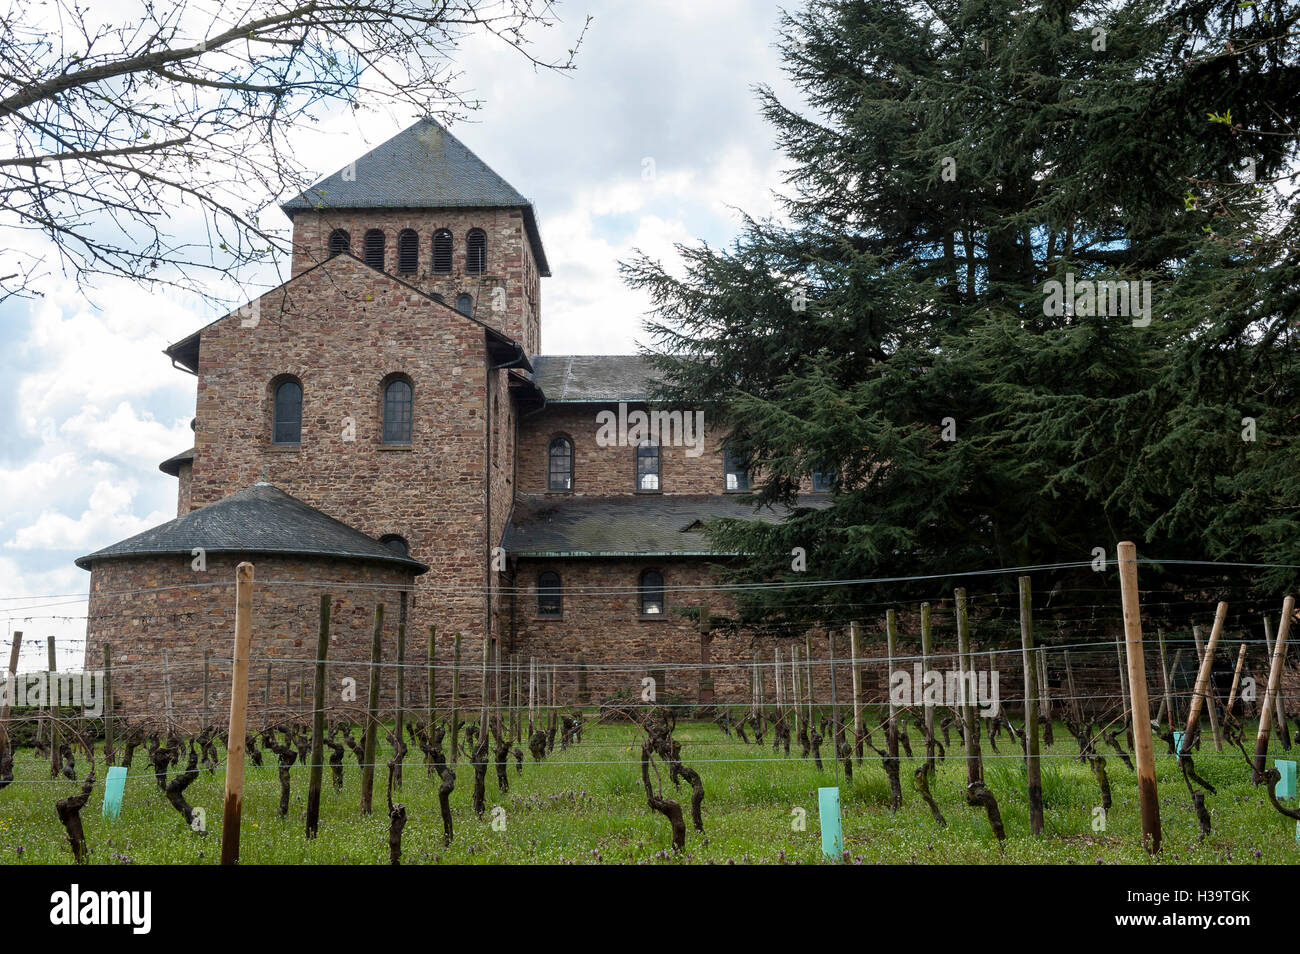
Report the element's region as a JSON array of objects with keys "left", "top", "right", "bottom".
[
  {"left": 432, "top": 229, "right": 453, "bottom": 273},
  {"left": 272, "top": 379, "right": 302, "bottom": 444},
  {"left": 383, "top": 377, "right": 413, "bottom": 444},
  {"left": 397, "top": 229, "right": 418, "bottom": 274},
  {"left": 456, "top": 293, "right": 473, "bottom": 316},
  {"left": 537, "top": 571, "right": 562, "bottom": 618},
  {"left": 363, "top": 229, "right": 385, "bottom": 270},
  {"left": 636, "top": 442, "right": 660, "bottom": 492},
  {"left": 548, "top": 437, "right": 573, "bottom": 491},
  {"left": 466, "top": 228, "right": 486, "bottom": 274},
  {"left": 639, "top": 570, "right": 664, "bottom": 616},
  {"left": 328, "top": 229, "right": 351, "bottom": 256}
]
